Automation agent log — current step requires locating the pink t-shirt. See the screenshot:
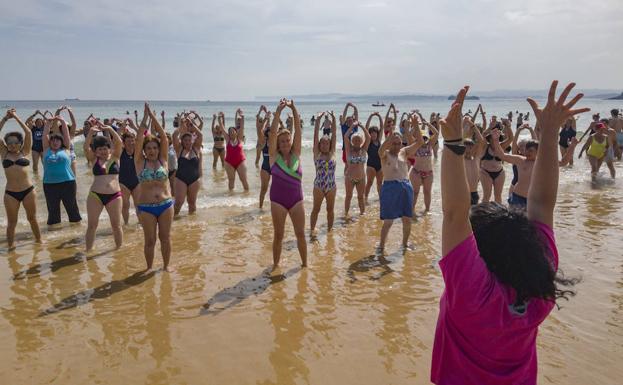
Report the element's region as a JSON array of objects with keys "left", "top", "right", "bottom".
[{"left": 431, "top": 222, "right": 558, "bottom": 385}]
